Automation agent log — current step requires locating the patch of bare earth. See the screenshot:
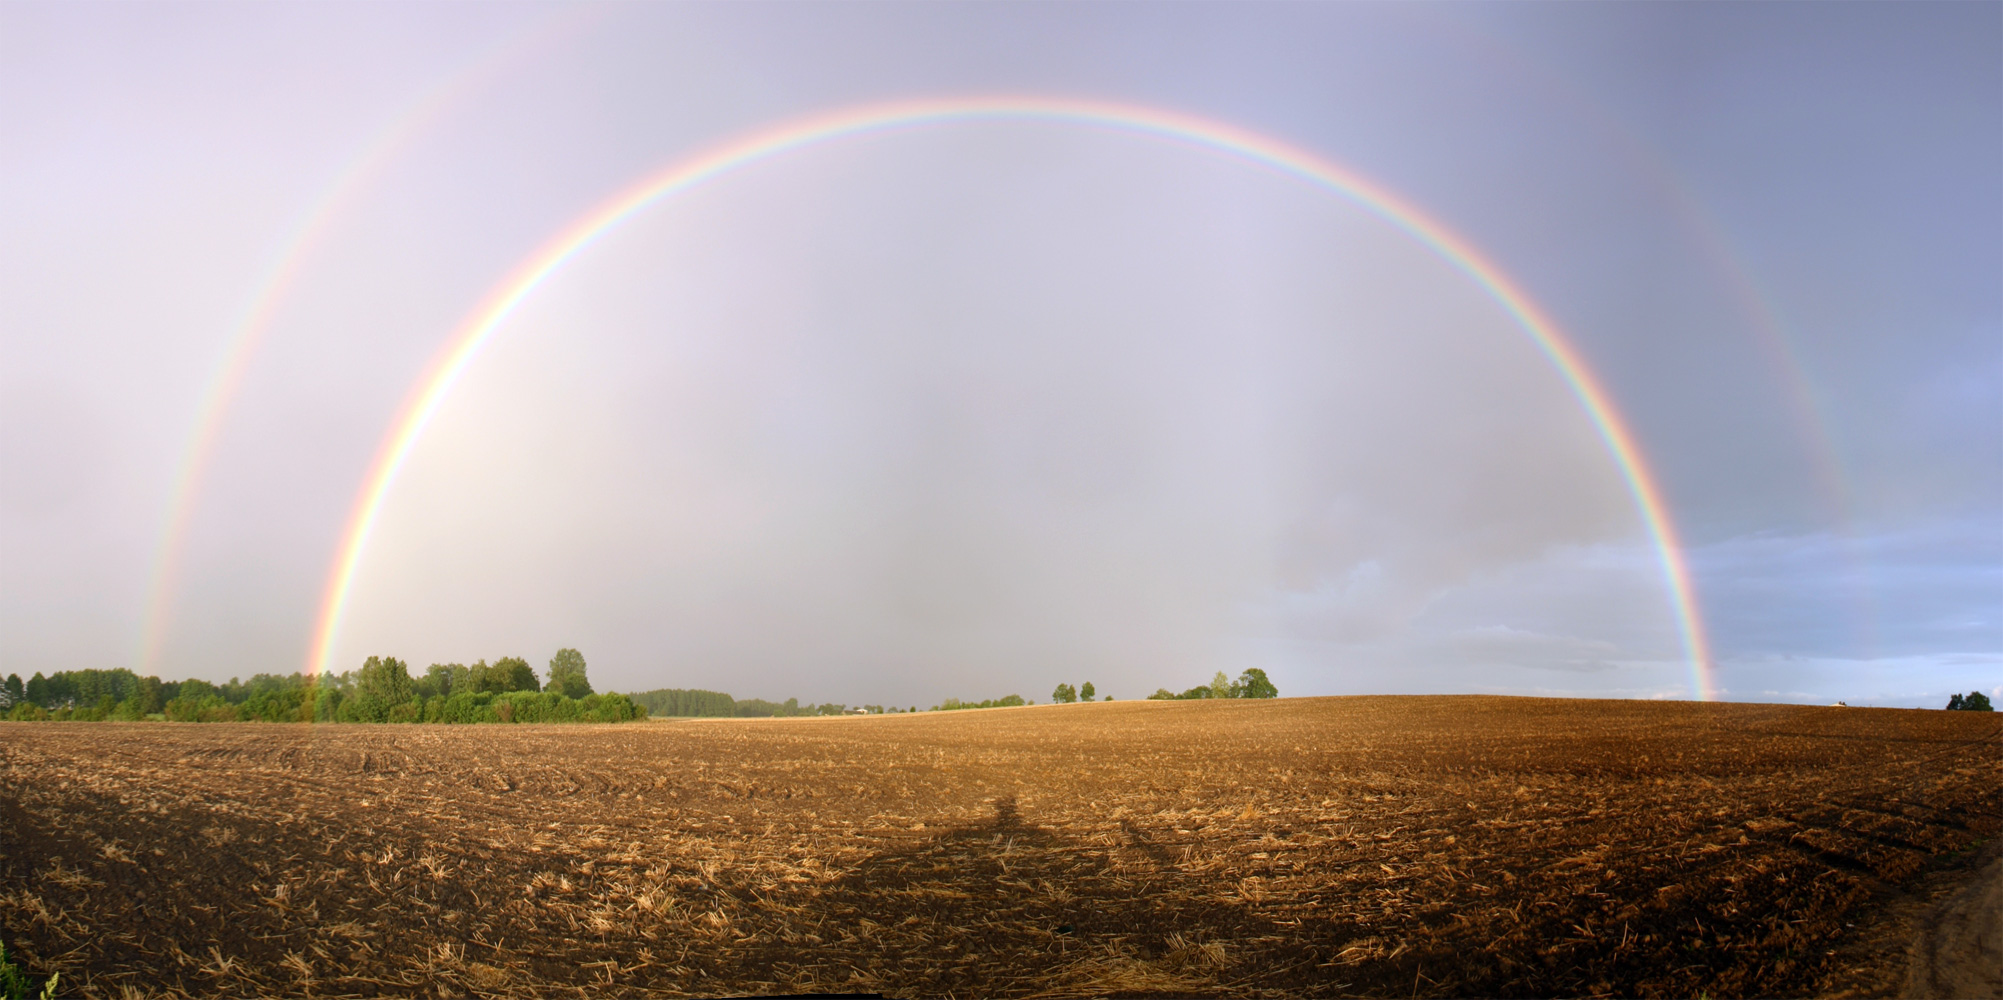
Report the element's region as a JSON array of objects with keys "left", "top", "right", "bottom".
[{"left": 0, "top": 696, "right": 1995, "bottom": 998}]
